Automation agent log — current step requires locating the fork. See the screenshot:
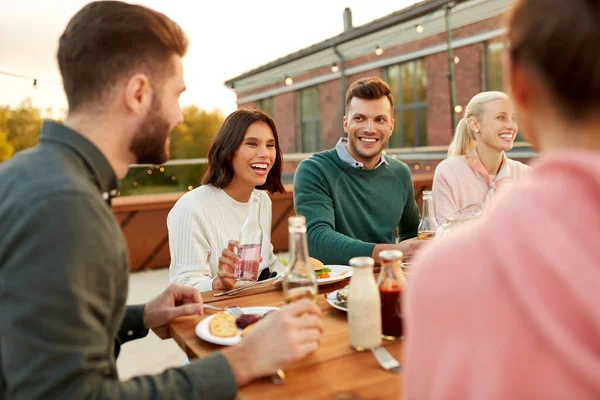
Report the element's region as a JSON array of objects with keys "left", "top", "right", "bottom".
[
  {"left": 371, "top": 346, "right": 402, "bottom": 374},
  {"left": 226, "top": 307, "right": 285, "bottom": 384},
  {"left": 203, "top": 304, "right": 243, "bottom": 314}
]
